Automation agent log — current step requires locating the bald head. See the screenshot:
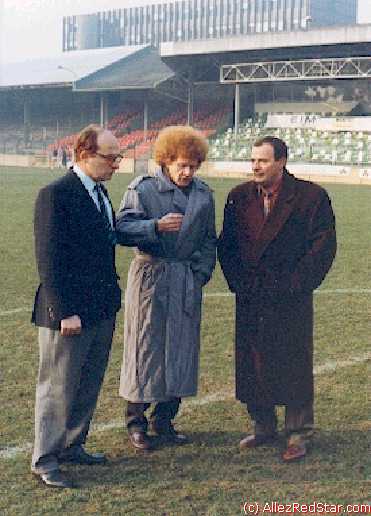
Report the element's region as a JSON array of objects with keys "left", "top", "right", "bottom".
[{"left": 75, "top": 124, "right": 121, "bottom": 182}]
